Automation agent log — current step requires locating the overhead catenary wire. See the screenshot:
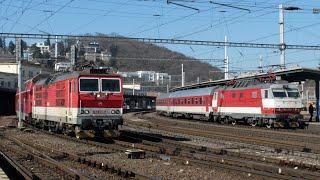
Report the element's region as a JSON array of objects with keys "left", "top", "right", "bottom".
[
  {"left": 26, "top": 0, "right": 75, "bottom": 33},
  {"left": 1, "top": 32, "right": 320, "bottom": 50}
]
